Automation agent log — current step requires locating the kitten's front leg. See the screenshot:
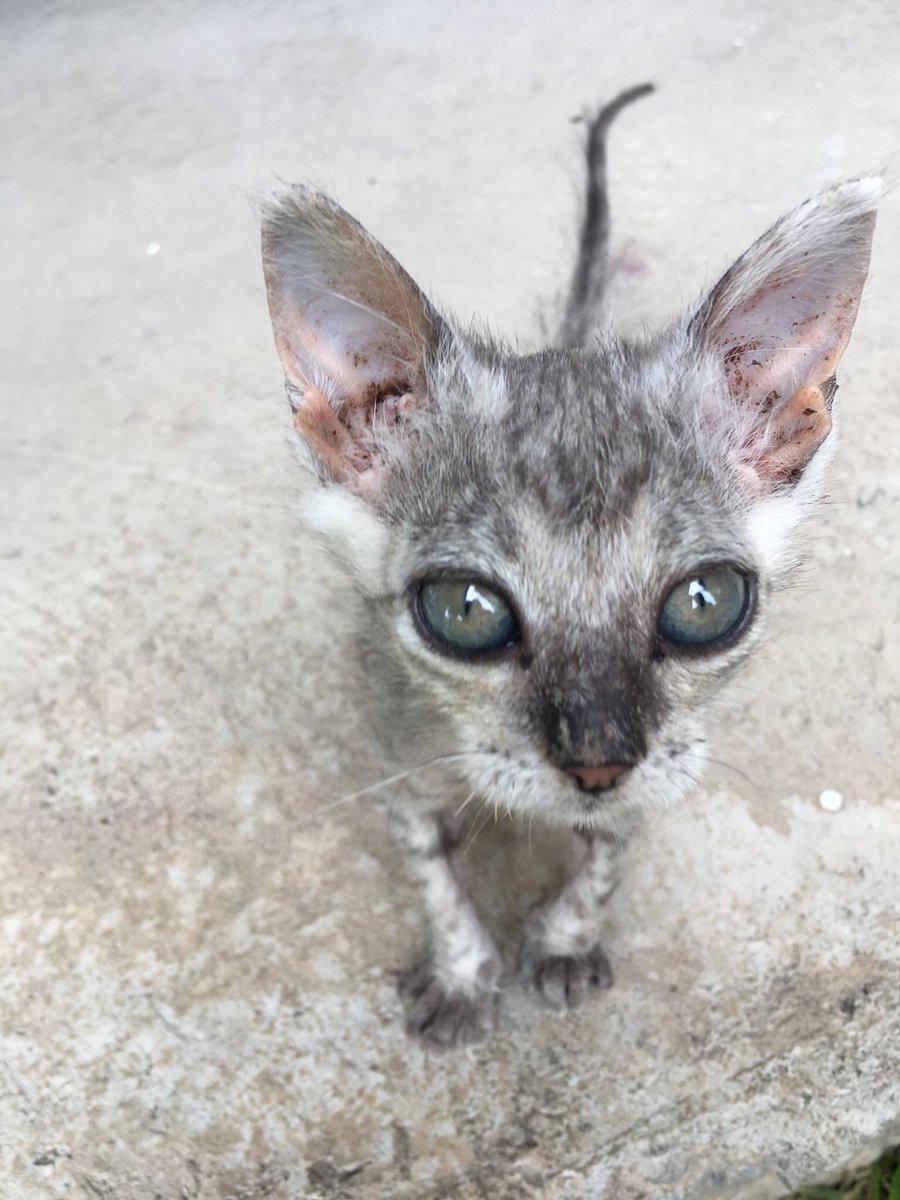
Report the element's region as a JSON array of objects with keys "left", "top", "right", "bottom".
[
  {"left": 521, "top": 829, "right": 621, "bottom": 1011},
  {"left": 391, "top": 806, "right": 501, "bottom": 1048}
]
